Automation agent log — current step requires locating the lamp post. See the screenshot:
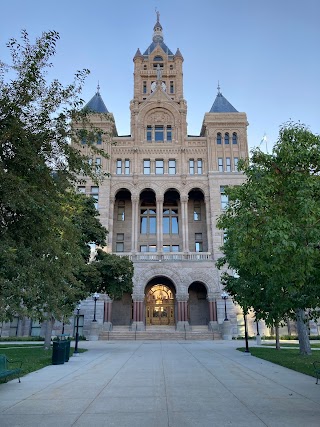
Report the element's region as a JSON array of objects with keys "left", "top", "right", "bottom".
[
  {"left": 74, "top": 304, "right": 81, "bottom": 356},
  {"left": 221, "top": 291, "right": 229, "bottom": 321},
  {"left": 92, "top": 292, "right": 100, "bottom": 322},
  {"left": 244, "top": 312, "right": 250, "bottom": 353}
]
